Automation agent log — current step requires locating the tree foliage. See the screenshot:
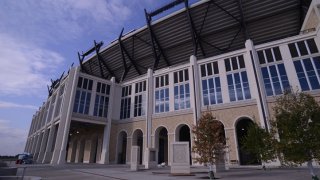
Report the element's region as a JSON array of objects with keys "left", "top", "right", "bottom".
[
  {"left": 241, "top": 122, "right": 277, "bottom": 163},
  {"left": 192, "top": 112, "right": 227, "bottom": 165},
  {"left": 272, "top": 91, "right": 320, "bottom": 165}
]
